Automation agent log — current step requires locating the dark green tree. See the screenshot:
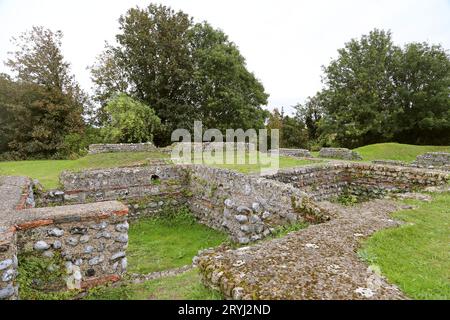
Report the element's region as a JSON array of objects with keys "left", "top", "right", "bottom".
[
  {"left": 320, "top": 29, "right": 399, "bottom": 148},
  {"left": 391, "top": 42, "right": 450, "bottom": 144},
  {"left": 3, "top": 26, "right": 86, "bottom": 159},
  {"left": 316, "top": 29, "right": 450, "bottom": 147},
  {"left": 91, "top": 4, "right": 268, "bottom": 145}
]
